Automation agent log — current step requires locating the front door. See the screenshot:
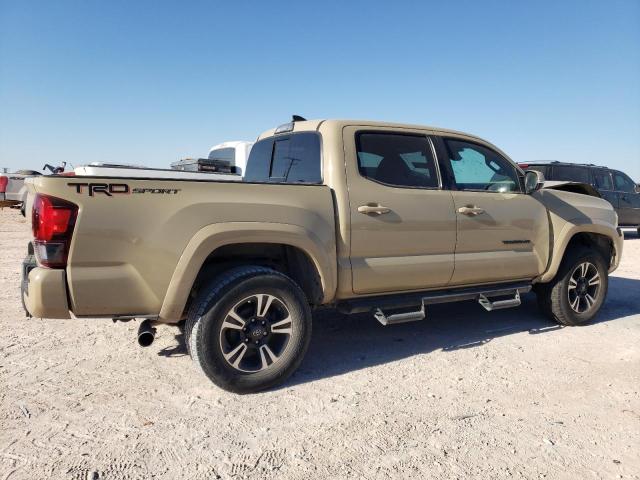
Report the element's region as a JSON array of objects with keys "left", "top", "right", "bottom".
[
  {"left": 438, "top": 137, "right": 549, "bottom": 285},
  {"left": 592, "top": 169, "right": 618, "bottom": 210},
  {"left": 344, "top": 127, "right": 457, "bottom": 294},
  {"left": 611, "top": 170, "right": 640, "bottom": 226}
]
